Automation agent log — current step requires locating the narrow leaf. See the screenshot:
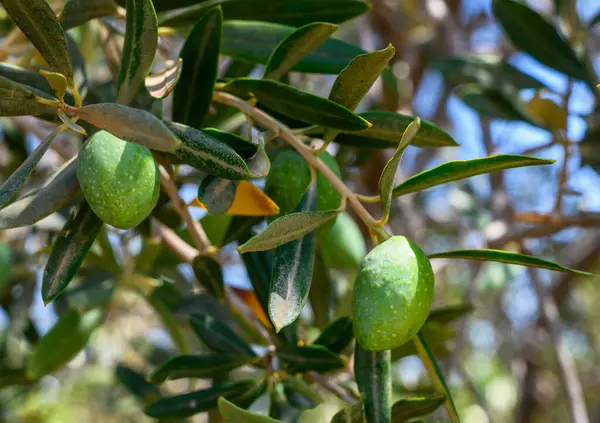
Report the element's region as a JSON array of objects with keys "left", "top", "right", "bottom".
[
  {"left": 492, "top": 0, "right": 595, "bottom": 88},
  {"left": 427, "top": 304, "right": 474, "bottom": 324},
  {"left": 60, "top": 0, "right": 118, "bottom": 30},
  {"left": 391, "top": 396, "right": 446, "bottom": 423},
  {"left": 197, "top": 175, "right": 238, "bottom": 215},
  {"left": 150, "top": 354, "right": 259, "bottom": 384},
  {"left": 312, "top": 316, "right": 353, "bottom": 353},
  {"left": 0, "top": 75, "right": 58, "bottom": 117},
  {"left": 457, "top": 84, "right": 538, "bottom": 124},
  {"left": 0, "top": 62, "right": 73, "bottom": 102},
  {"left": 115, "top": 364, "right": 162, "bottom": 405},
  {"left": 354, "top": 345, "right": 391, "bottom": 423},
  {"left": 283, "top": 377, "right": 322, "bottom": 410},
  {"left": 218, "top": 397, "right": 283, "bottom": 423},
  {"left": 0, "top": 128, "right": 62, "bottom": 209},
  {"left": 264, "top": 22, "right": 338, "bottom": 81},
  {"left": 224, "top": 78, "right": 370, "bottom": 131},
  {"left": 278, "top": 345, "right": 345, "bottom": 373},
  {"left": 331, "top": 403, "right": 365, "bottom": 423},
  {"left": 189, "top": 314, "right": 256, "bottom": 356},
  {"left": 379, "top": 118, "right": 420, "bottom": 224},
  {"left": 2, "top": 0, "right": 74, "bottom": 87},
  {"left": 173, "top": 6, "right": 221, "bottom": 129},
  {"left": 202, "top": 128, "right": 258, "bottom": 159},
  {"left": 68, "top": 103, "right": 181, "bottom": 151},
  {"left": 393, "top": 155, "right": 555, "bottom": 196},
  {"left": 0, "top": 158, "right": 79, "bottom": 229},
  {"left": 428, "top": 249, "right": 594, "bottom": 276},
  {"left": 145, "top": 58, "right": 182, "bottom": 99},
  {"left": 26, "top": 309, "right": 103, "bottom": 380},
  {"left": 144, "top": 380, "right": 256, "bottom": 419},
  {"left": 192, "top": 255, "right": 225, "bottom": 300},
  {"left": 221, "top": 20, "right": 366, "bottom": 75}
]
